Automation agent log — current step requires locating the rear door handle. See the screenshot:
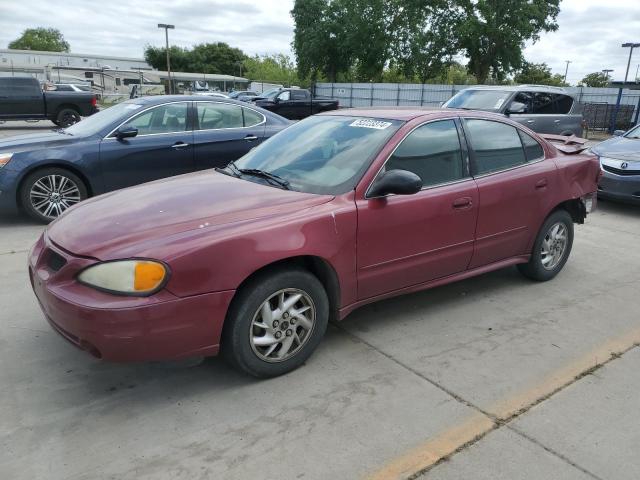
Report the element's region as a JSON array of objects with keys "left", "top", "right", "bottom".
[
  {"left": 535, "top": 179, "right": 548, "bottom": 189},
  {"left": 452, "top": 197, "right": 473, "bottom": 209},
  {"left": 554, "top": 120, "right": 561, "bottom": 123},
  {"left": 171, "top": 142, "right": 190, "bottom": 149},
  {"left": 526, "top": 120, "right": 535, "bottom": 124},
  {"left": 244, "top": 135, "right": 258, "bottom": 141}
]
